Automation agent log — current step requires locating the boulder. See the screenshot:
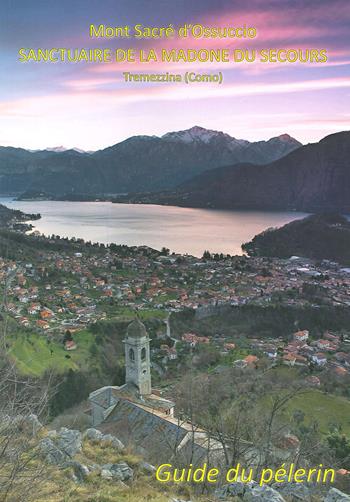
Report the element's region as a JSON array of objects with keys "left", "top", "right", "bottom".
[
  {"left": 39, "top": 437, "right": 69, "bottom": 465},
  {"left": 216, "top": 482, "right": 250, "bottom": 498},
  {"left": 83, "top": 428, "right": 124, "bottom": 450},
  {"left": 100, "top": 433, "right": 124, "bottom": 450},
  {"left": 273, "top": 481, "right": 312, "bottom": 501},
  {"left": 110, "top": 461, "right": 133, "bottom": 481},
  {"left": 83, "top": 428, "right": 103, "bottom": 441},
  {"left": 101, "top": 461, "right": 133, "bottom": 481},
  {"left": 324, "top": 488, "right": 350, "bottom": 501},
  {"left": 215, "top": 482, "right": 259, "bottom": 499},
  {"left": 66, "top": 461, "right": 90, "bottom": 482},
  {"left": 56, "top": 428, "right": 82, "bottom": 457},
  {"left": 101, "top": 468, "right": 113, "bottom": 480},
  {"left": 243, "top": 485, "right": 286, "bottom": 501}
]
